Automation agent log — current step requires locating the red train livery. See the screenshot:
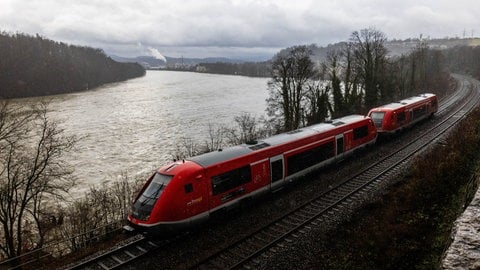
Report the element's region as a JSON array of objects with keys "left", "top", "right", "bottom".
[
  {"left": 367, "top": 93, "right": 438, "bottom": 134},
  {"left": 126, "top": 115, "right": 377, "bottom": 234}
]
